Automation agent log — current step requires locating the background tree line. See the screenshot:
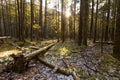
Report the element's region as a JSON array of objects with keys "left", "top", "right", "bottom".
[{"left": 0, "top": 0, "right": 120, "bottom": 60}]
